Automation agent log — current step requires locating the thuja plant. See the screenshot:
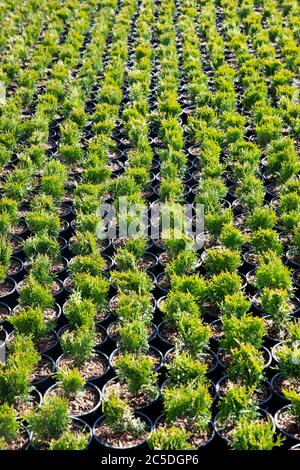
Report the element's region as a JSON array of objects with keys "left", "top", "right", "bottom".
[
  {"left": 162, "top": 229, "right": 194, "bottom": 259},
  {"left": 64, "top": 292, "right": 97, "bottom": 329},
  {"left": 10, "top": 306, "right": 54, "bottom": 342},
  {"left": 254, "top": 254, "right": 292, "bottom": 292},
  {"left": 221, "top": 293, "right": 251, "bottom": 319},
  {"left": 19, "top": 276, "right": 54, "bottom": 310},
  {"left": 0, "top": 403, "right": 23, "bottom": 450},
  {"left": 208, "top": 272, "right": 242, "bottom": 306},
  {"left": 118, "top": 320, "right": 149, "bottom": 354},
  {"left": 111, "top": 270, "right": 153, "bottom": 295},
  {"left": 73, "top": 273, "right": 109, "bottom": 311},
  {"left": 220, "top": 224, "right": 246, "bottom": 251},
  {"left": 115, "top": 292, "right": 153, "bottom": 324},
  {"left": 56, "top": 368, "right": 85, "bottom": 398},
  {"left": 247, "top": 206, "right": 277, "bottom": 230},
  {"left": 165, "top": 250, "right": 199, "bottom": 277},
  {"left": 160, "top": 291, "right": 199, "bottom": 328},
  {"left": 221, "top": 316, "right": 266, "bottom": 352},
  {"left": 227, "top": 344, "right": 265, "bottom": 388},
  {"left": 230, "top": 417, "right": 284, "bottom": 450},
  {"left": 23, "top": 232, "right": 60, "bottom": 259},
  {"left": 169, "top": 274, "right": 207, "bottom": 305},
  {"left": 60, "top": 326, "right": 96, "bottom": 366},
  {"left": 204, "top": 247, "right": 241, "bottom": 275},
  {"left": 250, "top": 229, "right": 283, "bottom": 255},
  {"left": 69, "top": 254, "right": 107, "bottom": 277},
  {"left": 283, "top": 390, "right": 300, "bottom": 423},
  {"left": 29, "top": 255, "right": 55, "bottom": 286},
  {"left": 260, "top": 288, "right": 291, "bottom": 334},
  {"left": 0, "top": 335, "right": 39, "bottom": 405},
  {"left": 102, "top": 389, "right": 146, "bottom": 438},
  {"left": 277, "top": 344, "right": 300, "bottom": 379},
  {"left": 163, "top": 381, "right": 212, "bottom": 432},
  {"left": 166, "top": 351, "right": 208, "bottom": 386},
  {"left": 217, "top": 385, "right": 259, "bottom": 423},
  {"left": 0, "top": 237, "right": 12, "bottom": 282},
  {"left": 177, "top": 314, "right": 212, "bottom": 359},
  {"left": 149, "top": 426, "right": 194, "bottom": 450},
  {"left": 116, "top": 353, "right": 157, "bottom": 398},
  {"left": 28, "top": 396, "right": 77, "bottom": 449}
]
